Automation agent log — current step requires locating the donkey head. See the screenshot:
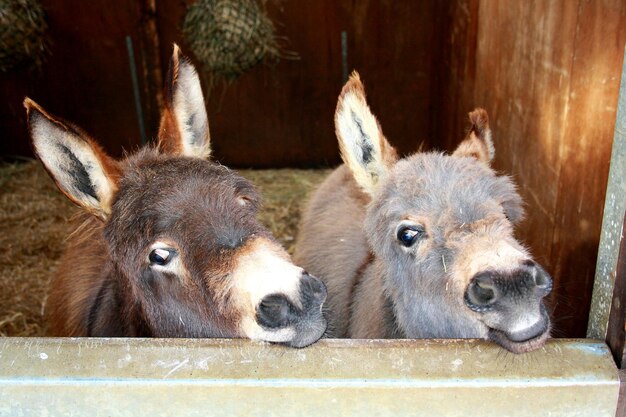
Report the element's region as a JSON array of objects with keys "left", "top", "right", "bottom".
[
  {"left": 335, "top": 72, "right": 552, "bottom": 353},
  {"left": 25, "top": 45, "right": 326, "bottom": 347}
]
